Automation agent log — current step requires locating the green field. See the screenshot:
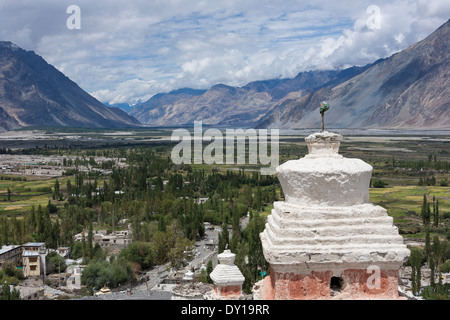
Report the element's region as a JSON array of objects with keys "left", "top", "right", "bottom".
[
  {"left": 0, "top": 176, "right": 71, "bottom": 216},
  {"left": 370, "top": 185, "right": 449, "bottom": 236}
]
